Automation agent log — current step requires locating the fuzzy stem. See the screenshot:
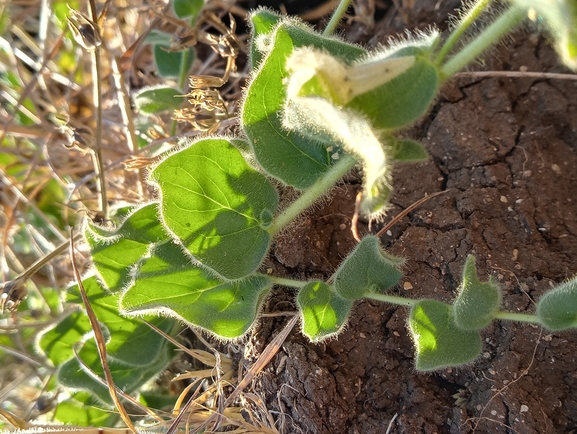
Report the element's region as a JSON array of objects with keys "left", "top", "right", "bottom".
[
  {"left": 364, "top": 293, "right": 417, "bottom": 307},
  {"left": 366, "top": 293, "right": 543, "bottom": 325},
  {"left": 440, "top": 5, "right": 526, "bottom": 81},
  {"left": 270, "top": 277, "right": 308, "bottom": 289},
  {"left": 323, "top": 0, "right": 354, "bottom": 35},
  {"left": 493, "top": 311, "right": 541, "bottom": 324},
  {"left": 267, "top": 153, "right": 357, "bottom": 237},
  {"left": 434, "top": 0, "right": 494, "bottom": 66}
]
